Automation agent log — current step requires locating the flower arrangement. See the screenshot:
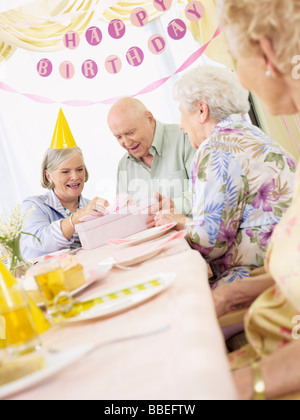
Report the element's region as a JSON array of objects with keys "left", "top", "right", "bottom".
[{"left": 0, "top": 205, "right": 38, "bottom": 275}]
